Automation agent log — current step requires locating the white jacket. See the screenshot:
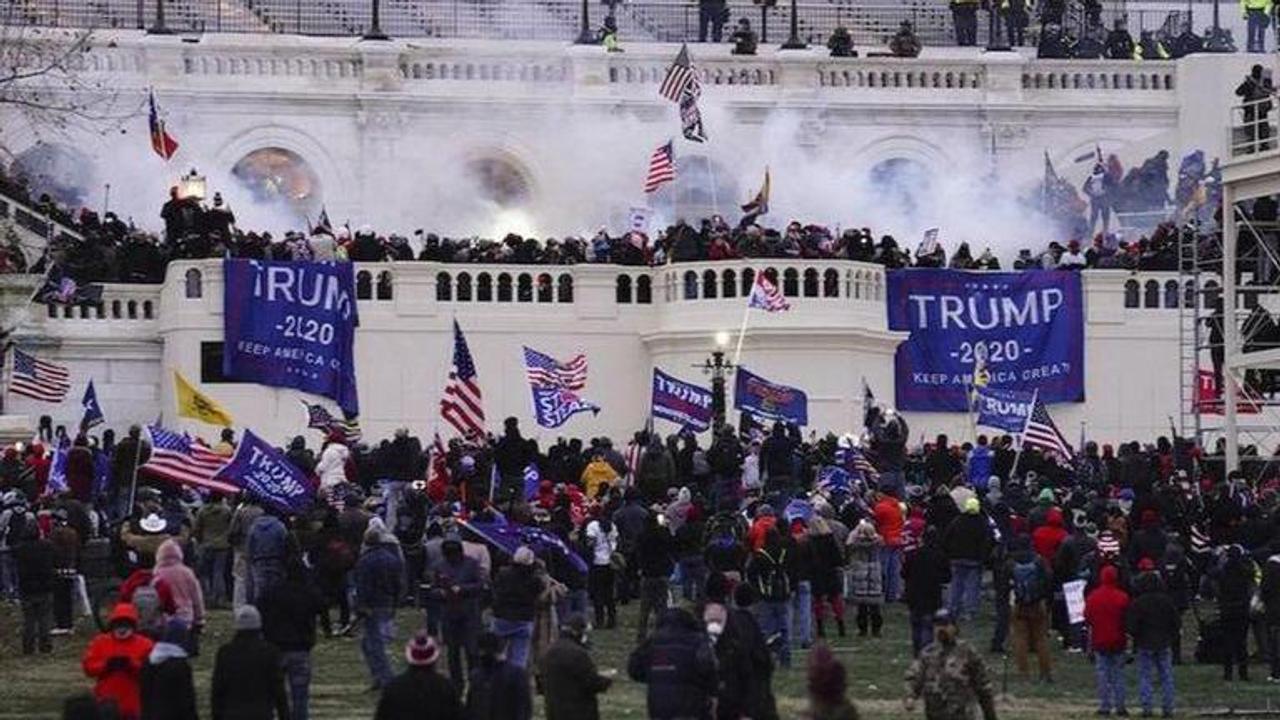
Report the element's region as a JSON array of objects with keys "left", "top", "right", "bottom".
[{"left": 315, "top": 443, "right": 350, "bottom": 490}]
